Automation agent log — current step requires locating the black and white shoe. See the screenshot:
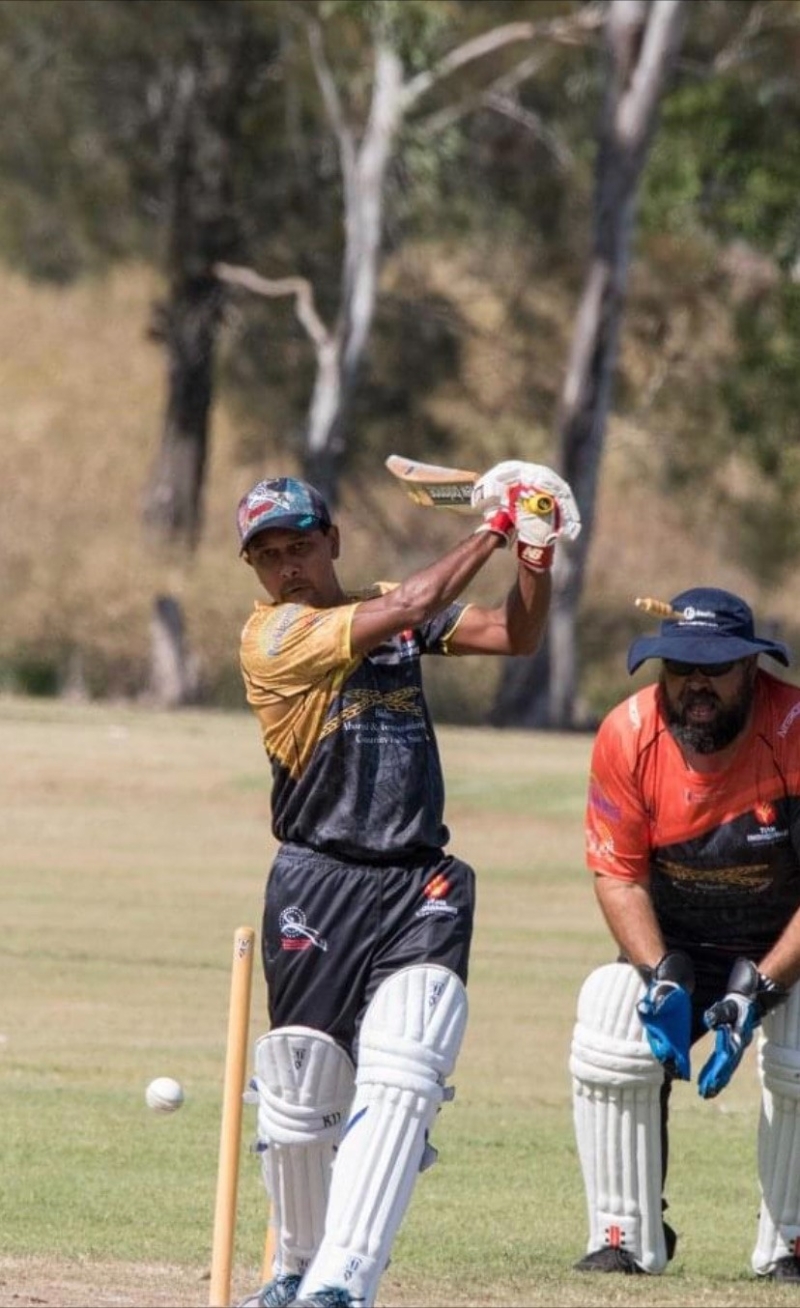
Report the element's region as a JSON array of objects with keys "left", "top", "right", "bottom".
[
  {"left": 295, "top": 1290, "right": 359, "bottom": 1308},
  {"left": 767, "top": 1255, "right": 800, "bottom": 1282},
  {"left": 237, "top": 1272, "right": 303, "bottom": 1307},
  {"left": 573, "top": 1246, "right": 644, "bottom": 1274}
]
